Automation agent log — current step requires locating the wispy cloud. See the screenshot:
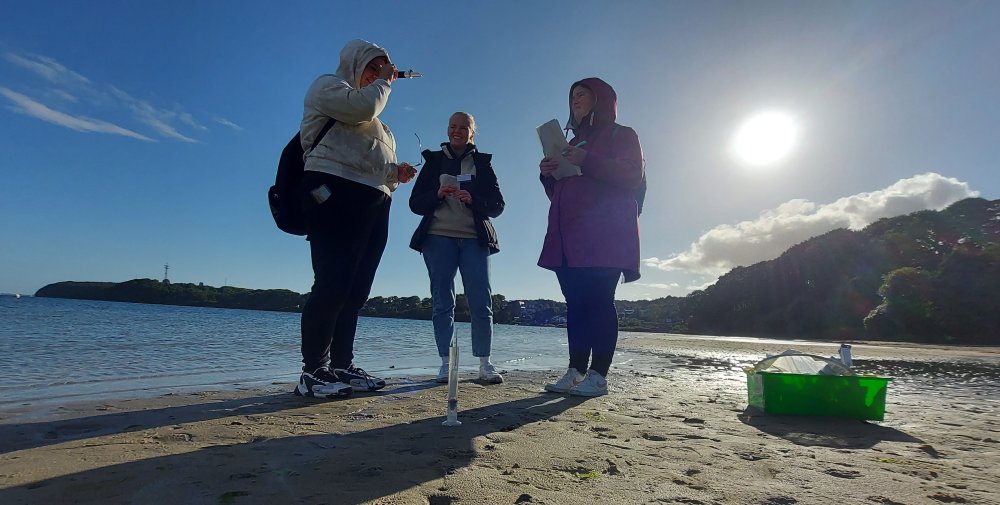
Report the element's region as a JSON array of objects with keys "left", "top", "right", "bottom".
[
  {"left": 1, "top": 86, "right": 153, "bottom": 141},
  {"left": 110, "top": 87, "right": 197, "bottom": 143},
  {"left": 47, "top": 89, "right": 79, "bottom": 103},
  {"left": 4, "top": 53, "right": 90, "bottom": 85},
  {"left": 634, "top": 282, "right": 681, "bottom": 290},
  {"left": 178, "top": 111, "right": 208, "bottom": 131},
  {"left": 214, "top": 116, "right": 243, "bottom": 131},
  {"left": 2, "top": 51, "right": 217, "bottom": 143},
  {"left": 644, "top": 172, "right": 979, "bottom": 276}
]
